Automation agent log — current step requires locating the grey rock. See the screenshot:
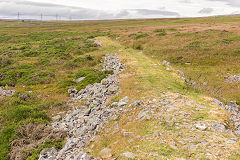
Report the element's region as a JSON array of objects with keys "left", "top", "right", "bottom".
[
  {"left": 119, "top": 96, "right": 129, "bottom": 104},
  {"left": 38, "top": 147, "right": 57, "bottom": 160},
  {"left": 137, "top": 110, "right": 151, "bottom": 121},
  {"left": 84, "top": 108, "right": 92, "bottom": 116},
  {"left": 177, "top": 70, "right": 184, "bottom": 77},
  {"left": 101, "top": 79, "right": 109, "bottom": 85},
  {"left": 120, "top": 152, "right": 136, "bottom": 159},
  {"left": 94, "top": 40, "right": 103, "bottom": 47},
  {"left": 100, "top": 148, "right": 112, "bottom": 159},
  {"left": 52, "top": 115, "right": 61, "bottom": 122},
  {"left": 212, "top": 123, "right": 226, "bottom": 132},
  {"left": 108, "top": 86, "right": 118, "bottom": 94},
  {"left": 195, "top": 123, "right": 207, "bottom": 131},
  {"left": 162, "top": 60, "right": 170, "bottom": 66},
  {"left": 74, "top": 77, "right": 85, "bottom": 82},
  {"left": 235, "top": 129, "right": 240, "bottom": 136},
  {"left": 110, "top": 102, "right": 119, "bottom": 108},
  {"left": 0, "top": 87, "right": 16, "bottom": 99}
]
